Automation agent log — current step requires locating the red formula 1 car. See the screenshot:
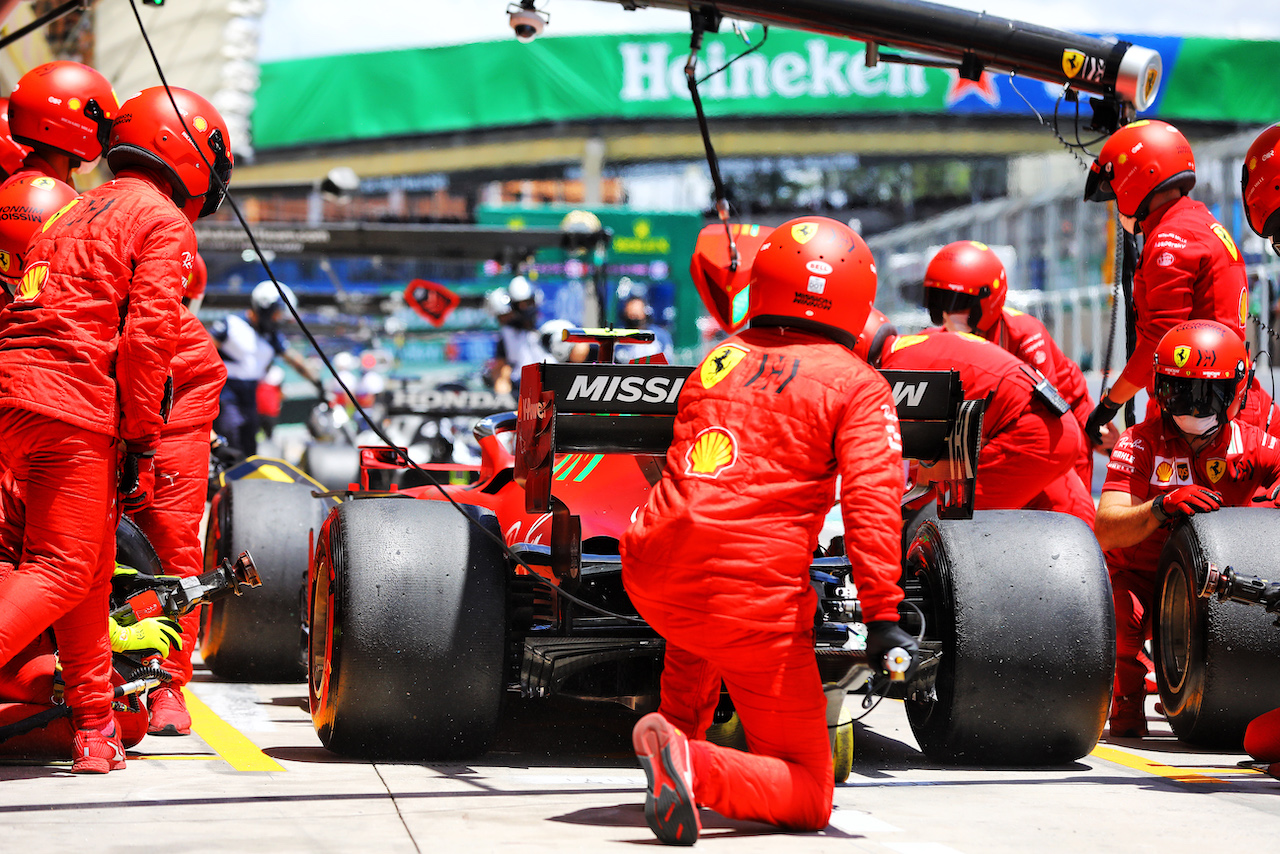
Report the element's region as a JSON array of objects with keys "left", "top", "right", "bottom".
[{"left": 304, "top": 330, "right": 1114, "bottom": 770}]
